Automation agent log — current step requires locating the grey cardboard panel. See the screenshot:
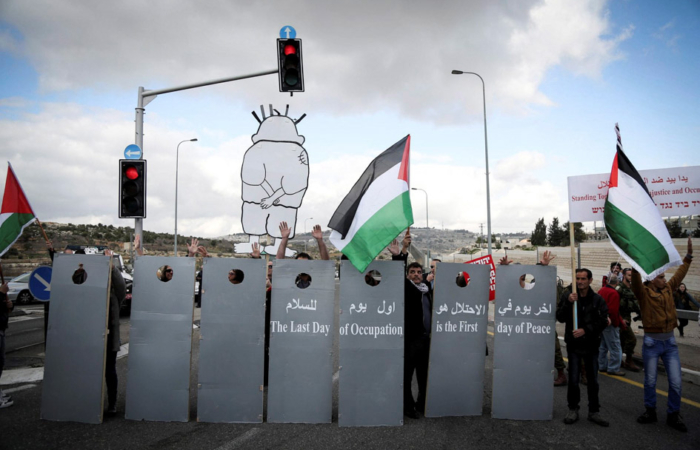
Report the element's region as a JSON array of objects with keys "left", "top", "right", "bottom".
[
  {"left": 491, "top": 265, "right": 556, "bottom": 420},
  {"left": 267, "top": 259, "right": 335, "bottom": 424},
  {"left": 426, "top": 263, "right": 490, "bottom": 418},
  {"left": 125, "top": 256, "right": 195, "bottom": 422},
  {"left": 41, "top": 254, "right": 112, "bottom": 424},
  {"left": 197, "top": 258, "right": 266, "bottom": 423},
  {"left": 338, "top": 261, "right": 403, "bottom": 427}
]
